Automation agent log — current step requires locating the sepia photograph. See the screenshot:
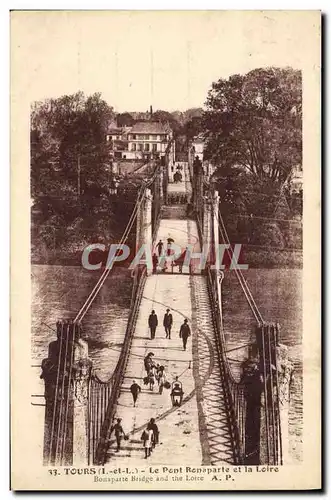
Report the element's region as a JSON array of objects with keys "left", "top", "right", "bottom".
[{"left": 10, "top": 10, "right": 321, "bottom": 490}]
